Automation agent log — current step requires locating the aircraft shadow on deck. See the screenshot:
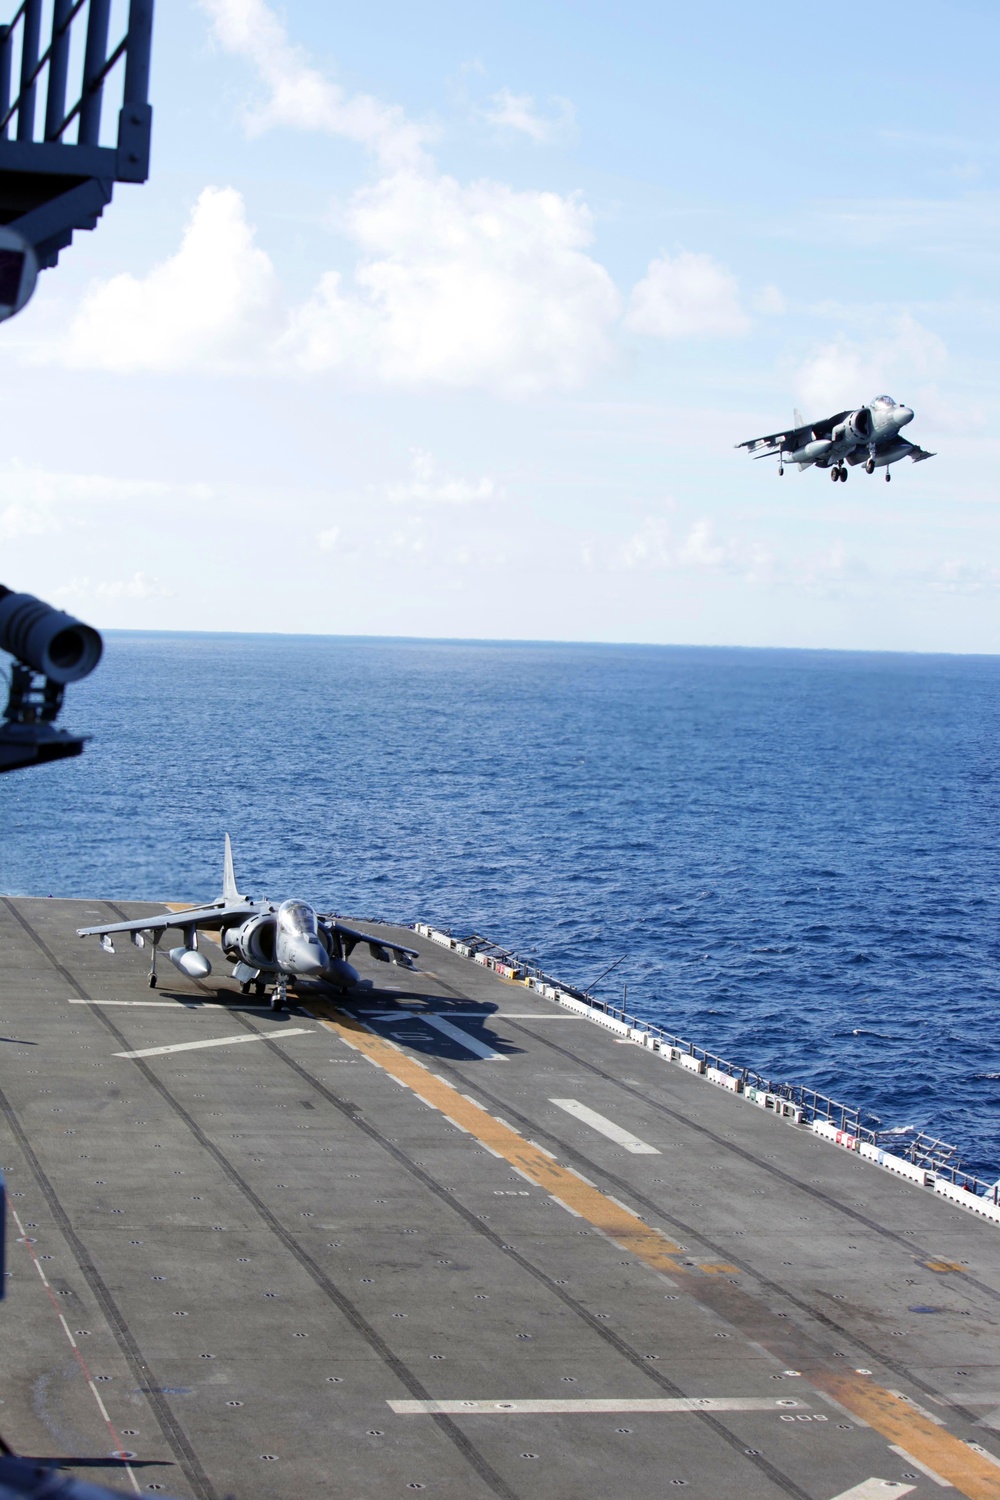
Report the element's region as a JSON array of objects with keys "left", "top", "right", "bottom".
[
  {"left": 340, "top": 991, "right": 525, "bottom": 1062},
  {"left": 12, "top": 1455, "right": 172, "bottom": 1473}
]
